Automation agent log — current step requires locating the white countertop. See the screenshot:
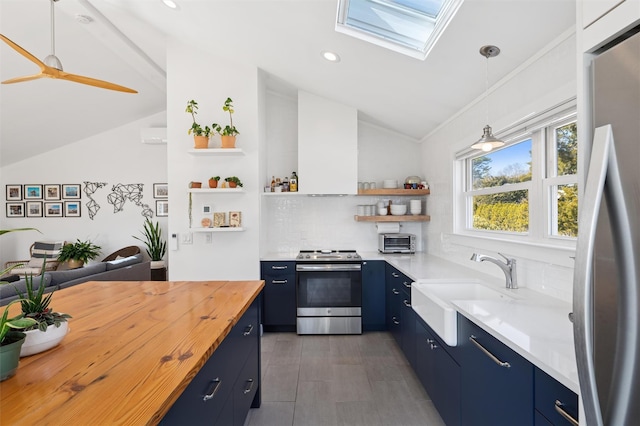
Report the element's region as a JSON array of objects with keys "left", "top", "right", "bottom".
[{"left": 261, "top": 251, "right": 578, "bottom": 393}]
